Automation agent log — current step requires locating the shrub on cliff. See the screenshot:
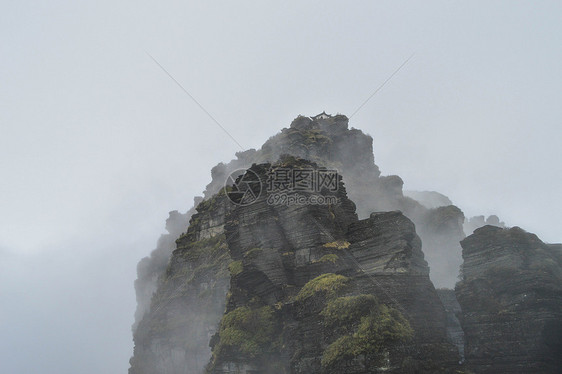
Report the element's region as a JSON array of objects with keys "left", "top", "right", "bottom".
[
  {"left": 320, "top": 296, "right": 413, "bottom": 369},
  {"left": 295, "top": 273, "right": 349, "bottom": 301},
  {"left": 321, "top": 294, "right": 378, "bottom": 329},
  {"left": 227, "top": 260, "right": 243, "bottom": 276},
  {"left": 315, "top": 254, "right": 339, "bottom": 264},
  {"left": 322, "top": 240, "right": 350, "bottom": 250},
  {"left": 214, "top": 305, "right": 277, "bottom": 358}
]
